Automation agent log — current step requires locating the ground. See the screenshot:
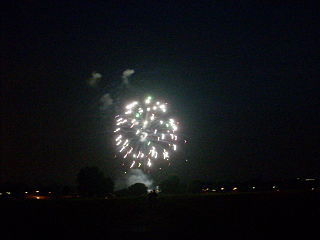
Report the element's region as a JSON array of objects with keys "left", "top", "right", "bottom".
[{"left": 1, "top": 191, "right": 319, "bottom": 239}]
